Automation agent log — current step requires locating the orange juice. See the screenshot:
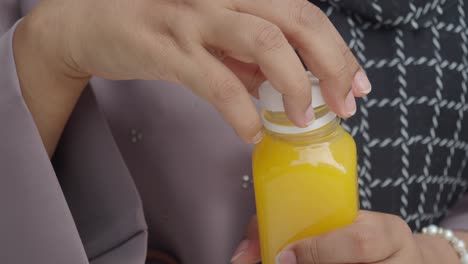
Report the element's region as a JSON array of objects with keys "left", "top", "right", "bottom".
[{"left": 253, "top": 73, "right": 358, "bottom": 264}]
